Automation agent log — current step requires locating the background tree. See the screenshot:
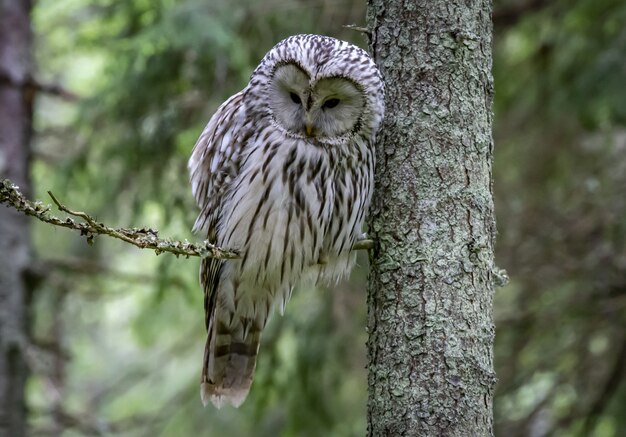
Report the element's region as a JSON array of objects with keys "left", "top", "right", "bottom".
[
  {"left": 0, "top": 1, "right": 33, "bottom": 435},
  {"left": 366, "top": 0, "right": 496, "bottom": 435}
]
